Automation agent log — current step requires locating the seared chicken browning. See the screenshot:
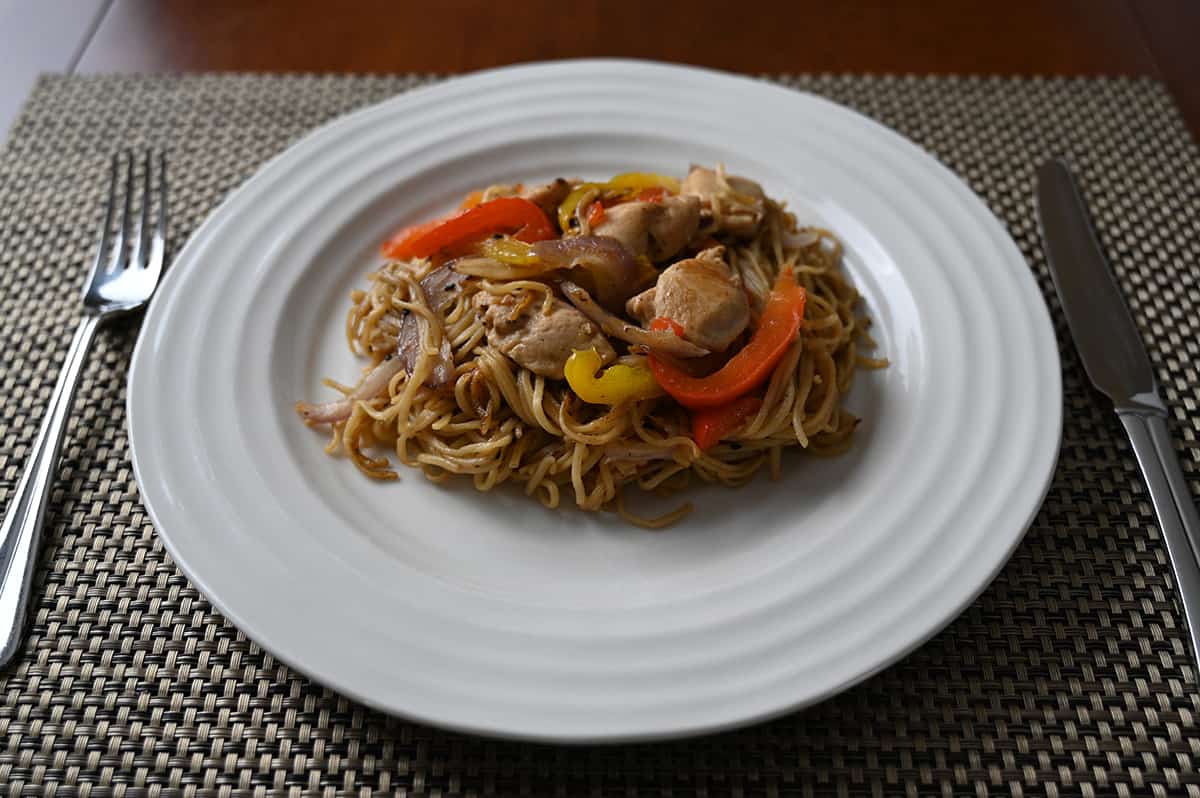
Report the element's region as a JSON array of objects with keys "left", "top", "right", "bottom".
[
  {"left": 626, "top": 247, "right": 750, "bottom": 352},
  {"left": 592, "top": 195, "right": 701, "bottom": 262},
  {"left": 681, "top": 165, "right": 767, "bottom": 238},
  {"left": 475, "top": 290, "right": 616, "bottom": 380}
]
